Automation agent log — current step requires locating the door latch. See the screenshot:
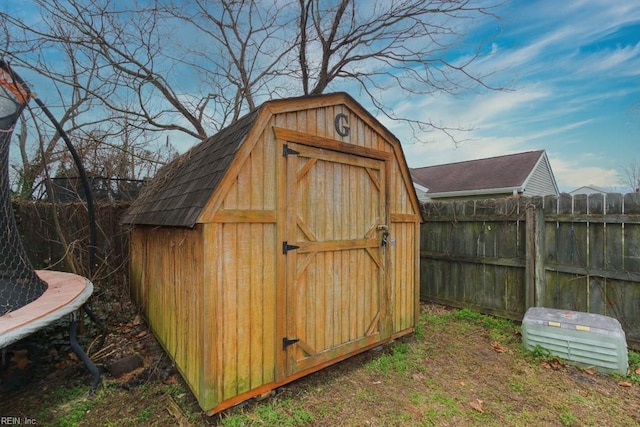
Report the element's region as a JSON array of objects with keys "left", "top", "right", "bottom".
[{"left": 381, "top": 231, "right": 389, "bottom": 247}]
